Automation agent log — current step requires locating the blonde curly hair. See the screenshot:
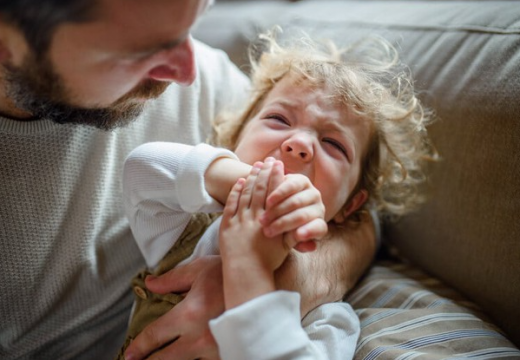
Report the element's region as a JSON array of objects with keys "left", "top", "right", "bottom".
[{"left": 212, "top": 29, "right": 438, "bottom": 220}]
